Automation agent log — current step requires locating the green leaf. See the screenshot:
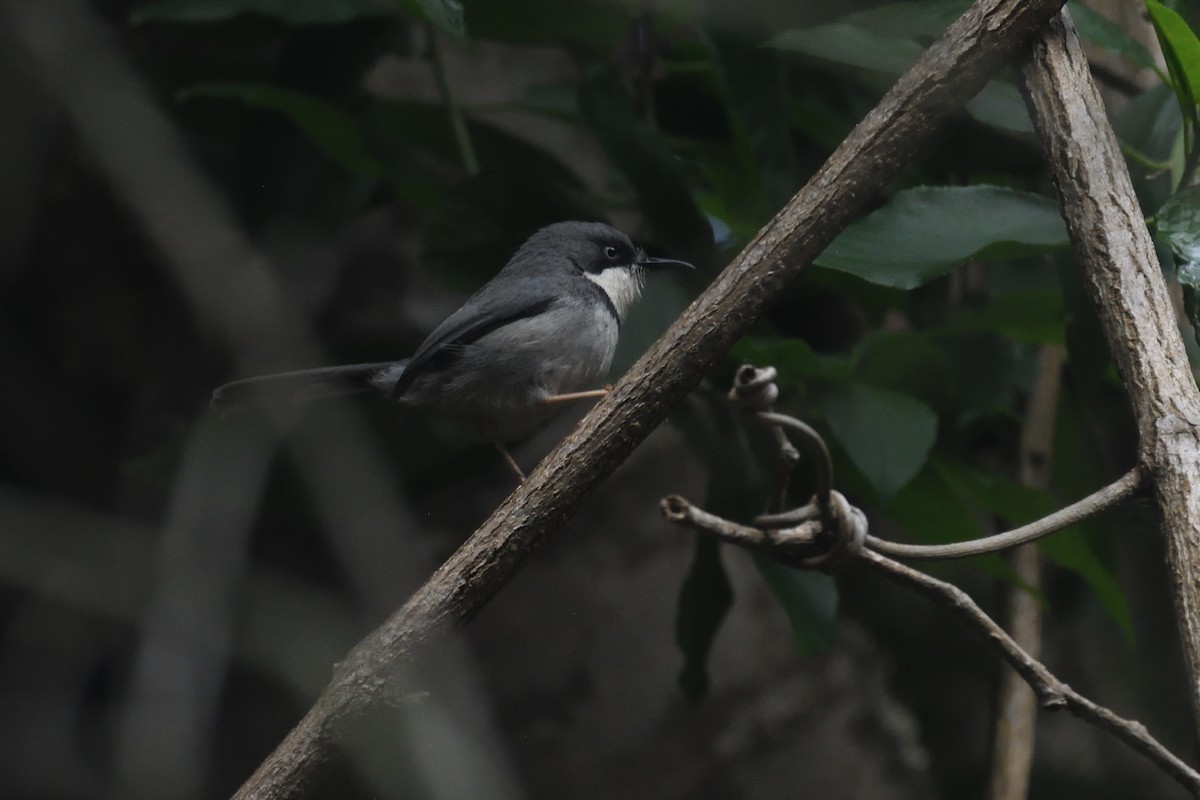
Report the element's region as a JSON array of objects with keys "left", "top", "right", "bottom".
[
  {"left": 1181, "top": 260, "right": 1200, "bottom": 348},
  {"left": 1158, "top": 187, "right": 1200, "bottom": 345},
  {"left": 816, "top": 186, "right": 1069, "bottom": 289},
  {"left": 754, "top": 556, "right": 838, "bottom": 655},
  {"left": 1039, "top": 531, "right": 1134, "bottom": 639},
  {"left": 675, "top": 538, "right": 734, "bottom": 700},
  {"left": 841, "top": 0, "right": 970, "bottom": 39},
  {"left": 460, "top": 0, "right": 625, "bottom": 50},
  {"left": 934, "top": 331, "right": 1022, "bottom": 416},
  {"left": 399, "top": 0, "right": 465, "bottom": 37},
  {"left": 935, "top": 460, "right": 1133, "bottom": 638},
  {"left": 1118, "top": 85, "right": 1183, "bottom": 168},
  {"left": 180, "top": 83, "right": 385, "bottom": 177},
  {"left": 951, "top": 290, "right": 1065, "bottom": 344},
  {"left": 709, "top": 33, "right": 798, "bottom": 210},
  {"left": 823, "top": 383, "right": 938, "bottom": 500},
  {"left": 1157, "top": 184, "right": 1200, "bottom": 263},
  {"left": 670, "top": 391, "right": 766, "bottom": 698},
  {"left": 768, "top": 13, "right": 1030, "bottom": 135},
  {"left": 1145, "top": 0, "right": 1200, "bottom": 115},
  {"left": 886, "top": 463, "right": 982, "bottom": 545},
  {"left": 854, "top": 331, "right": 954, "bottom": 408},
  {"left": 767, "top": 23, "right": 924, "bottom": 75},
  {"left": 964, "top": 82, "right": 1033, "bottom": 136},
  {"left": 1069, "top": 1, "right": 1159, "bottom": 72},
  {"left": 133, "top": 0, "right": 399, "bottom": 25}
]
